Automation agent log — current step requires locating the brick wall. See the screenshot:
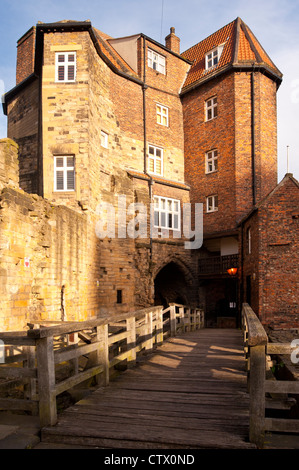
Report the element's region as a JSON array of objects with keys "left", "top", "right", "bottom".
[
  {"left": 183, "top": 70, "right": 279, "bottom": 235},
  {"left": 241, "top": 175, "right": 299, "bottom": 329},
  {"left": 16, "top": 27, "right": 36, "bottom": 85},
  {"left": 182, "top": 72, "right": 236, "bottom": 235}
]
